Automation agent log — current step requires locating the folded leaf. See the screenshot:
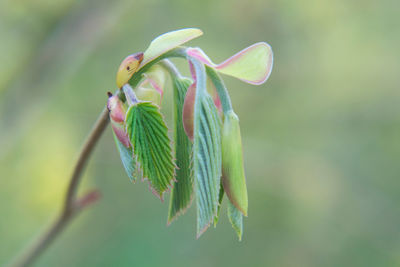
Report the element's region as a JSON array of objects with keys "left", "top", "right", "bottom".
[
  {"left": 182, "top": 82, "right": 196, "bottom": 141},
  {"left": 205, "top": 66, "right": 232, "bottom": 114},
  {"left": 134, "top": 87, "right": 162, "bottom": 105},
  {"left": 228, "top": 201, "right": 243, "bottom": 241},
  {"left": 214, "top": 183, "right": 224, "bottom": 227},
  {"left": 113, "top": 133, "right": 136, "bottom": 182},
  {"left": 221, "top": 110, "right": 248, "bottom": 216},
  {"left": 207, "top": 74, "right": 222, "bottom": 113},
  {"left": 135, "top": 64, "right": 166, "bottom": 105},
  {"left": 141, "top": 28, "right": 203, "bottom": 69},
  {"left": 125, "top": 102, "right": 175, "bottom": 198},
  {"left": 110, "top": 121, "right": 131, "bottom": 148},
  {"left": 191, "top": 59, "right": 222, "bottom": 237},
  {"left": 168, "top": 77, "right": 194, "bottom": 224},
  {"left": 108, "top": 94, "right": 131, "bottom": 148},
  {"left": 186, "top": 43, "right": 273, "bottom": 85},
  {"left": 140, "top": 64, "right": 167, "bottom": 97}
]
